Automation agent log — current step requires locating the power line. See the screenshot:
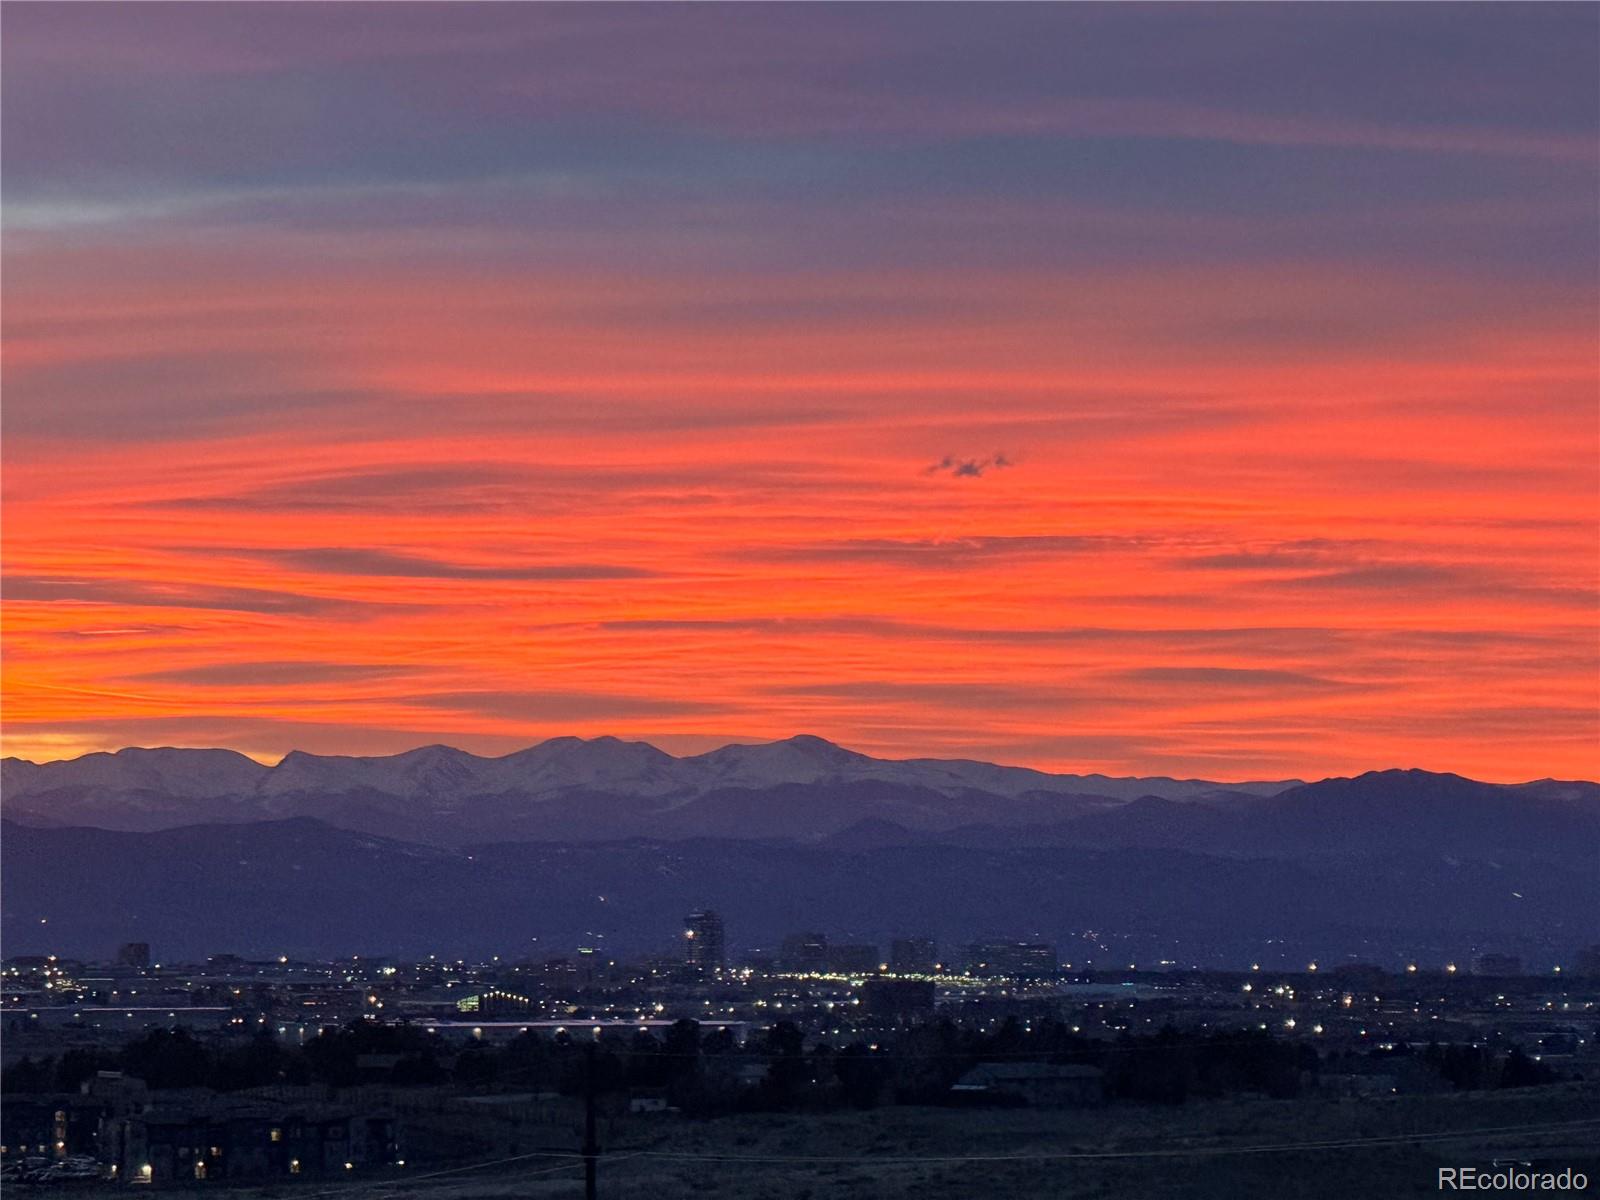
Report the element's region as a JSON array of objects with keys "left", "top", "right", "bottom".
[
  {"left": 295, "top": 1151, "right": 650, "bottom": 1198},
  {"left": 295, "top": 1150, "right": 585, "bottom": 1199},
  {"left": 604, "top": 1116, "right": 1600, "bottom": 1164}
]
